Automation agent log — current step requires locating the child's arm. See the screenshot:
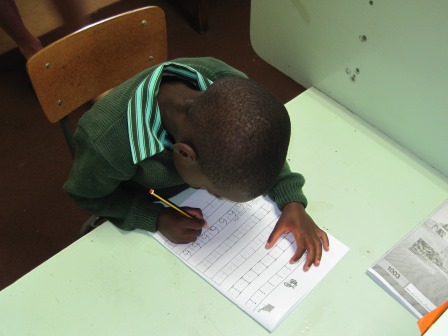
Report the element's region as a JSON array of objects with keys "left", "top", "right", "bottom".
[
  {"left": 265, "top": 202, "right": 329, "bottom": 271},
  {"left": 267, "top": 161, "right": 329, "bottom": 270},
  {"left": 63, "top": 126, "right": 162, "bottom": 233}
]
